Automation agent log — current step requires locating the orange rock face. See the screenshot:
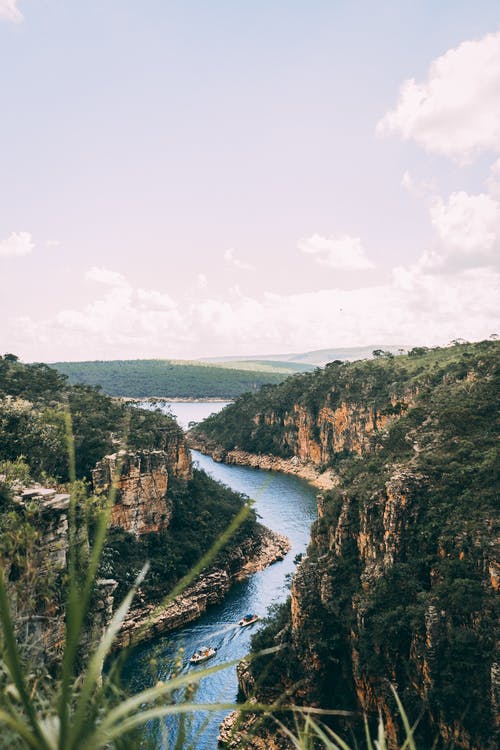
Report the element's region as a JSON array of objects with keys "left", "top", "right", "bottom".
[{"left": 92, "top": 449, "right": 187, "bottom": 537}]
